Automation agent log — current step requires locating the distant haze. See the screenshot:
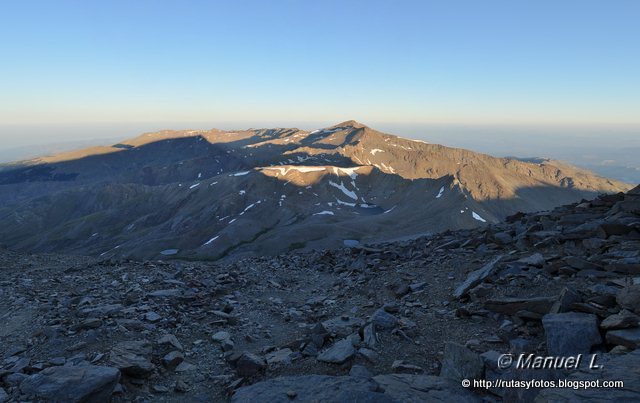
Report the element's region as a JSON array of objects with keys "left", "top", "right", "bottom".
[{"left": 0, "top": 122, "right": 638, "bottom": 184}]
